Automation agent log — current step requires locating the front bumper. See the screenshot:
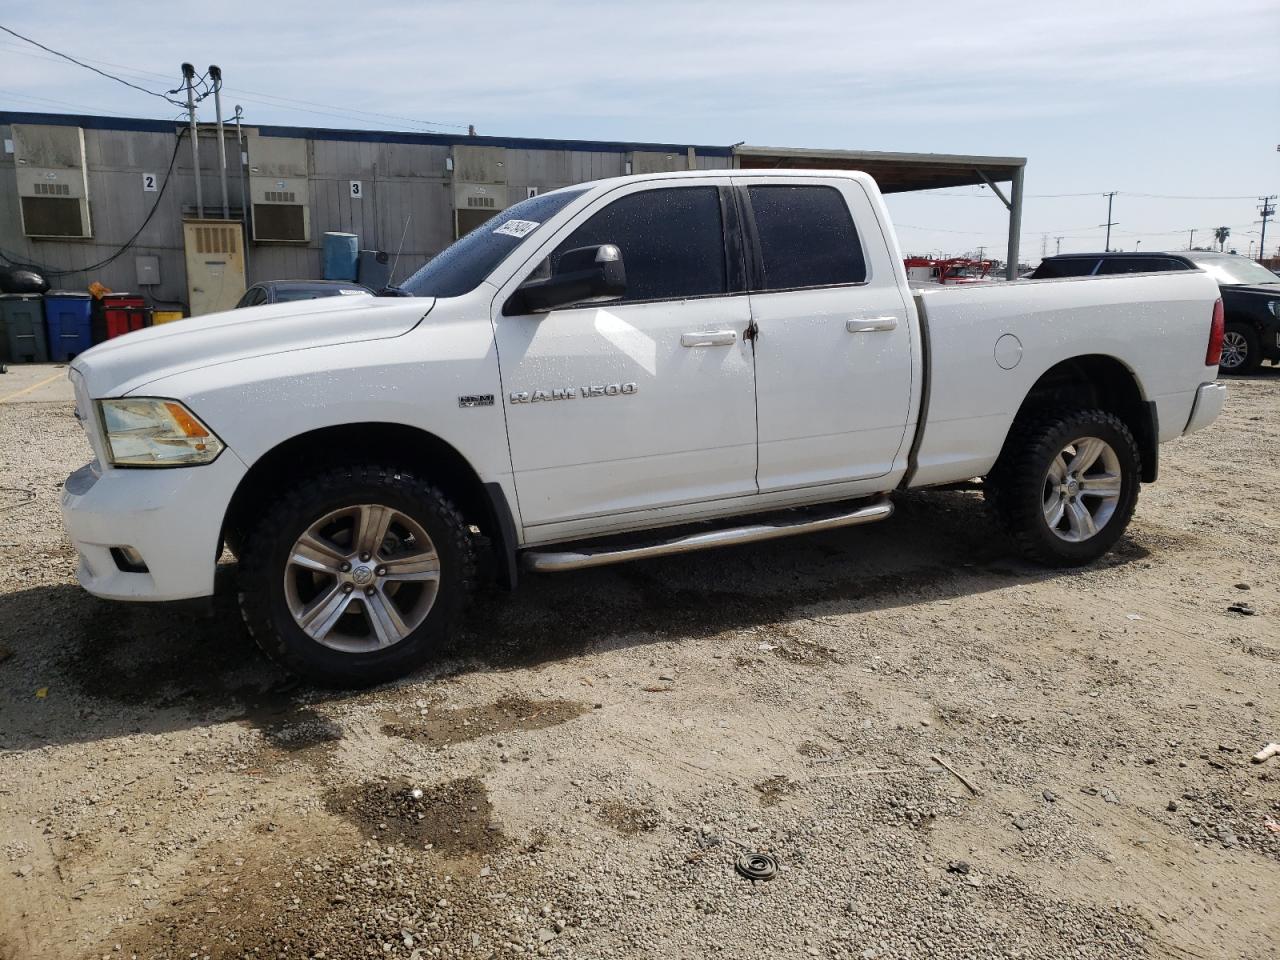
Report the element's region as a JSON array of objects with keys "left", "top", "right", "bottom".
[
  {"left": 60, "top": 452, "right": 247, "bottom": 601},
  {"left": 1183, "top": 381, "right": 1227, "bottom": 436}
]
